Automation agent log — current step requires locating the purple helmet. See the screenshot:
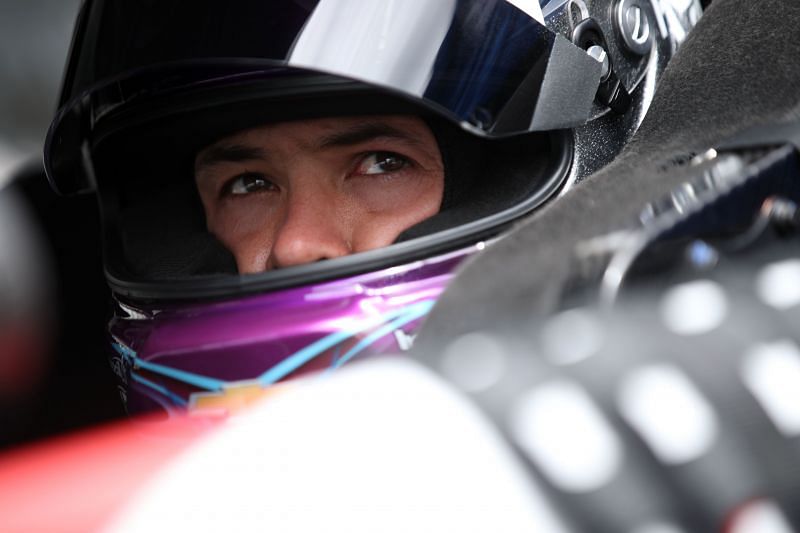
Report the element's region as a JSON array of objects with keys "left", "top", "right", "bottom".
[{"left": 44, "top": 0, "right": 700, "bottom": 416}]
